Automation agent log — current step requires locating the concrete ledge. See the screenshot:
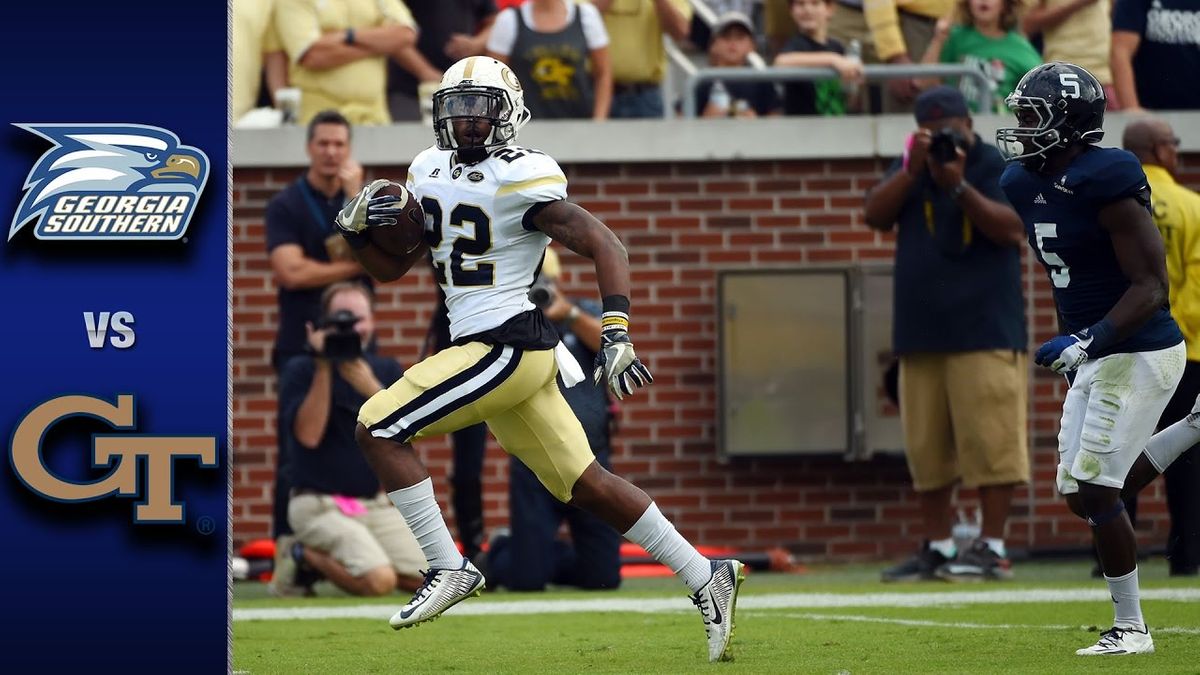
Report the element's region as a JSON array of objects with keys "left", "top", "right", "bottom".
[{"left": 233, "top": 112, "right": 1200, "bottom": 167}]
